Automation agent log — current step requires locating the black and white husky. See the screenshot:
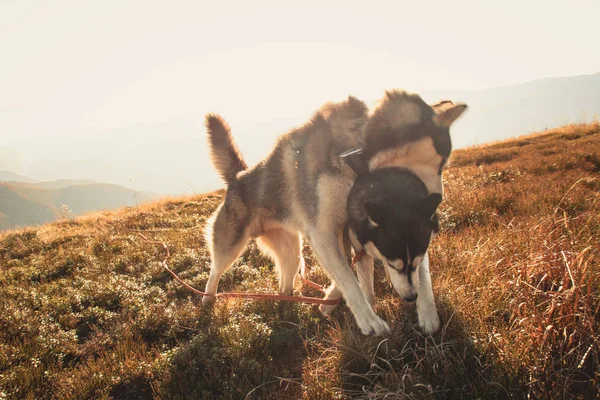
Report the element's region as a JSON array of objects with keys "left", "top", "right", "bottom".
[
  {"left": 202, "top": 91, "right": 466, "bottom": 335},
  {"left": 344, "top": 167, "right": 442, "bottom": 333}
]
